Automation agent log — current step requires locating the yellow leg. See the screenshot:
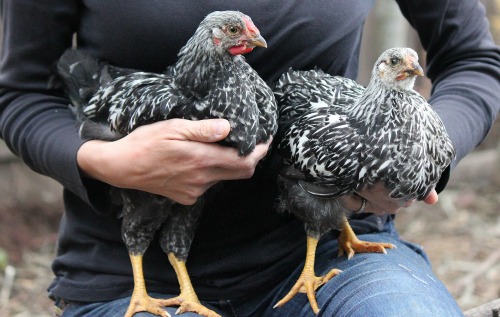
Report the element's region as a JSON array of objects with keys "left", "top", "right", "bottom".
[
  {"left": 124, "top": 254, "right": 171, "bottom": 317},
  {"left": 274, "top": 236, "right": 341, "bottom": 314},
  {"left": 162, "top": 253, "right": 221, "bottom": 317},
  {"left": 338, "top": 217, "right": 396, "bottom": 259}
]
